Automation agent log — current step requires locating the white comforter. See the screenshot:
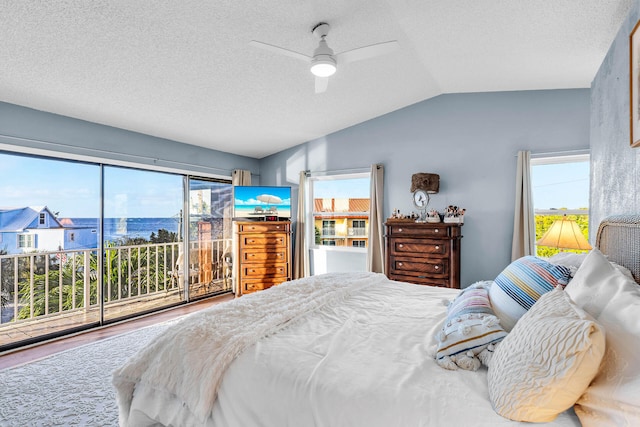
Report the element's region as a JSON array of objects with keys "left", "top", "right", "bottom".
[{"left": 114, "top": 272, "right": 581, "bottom": 426}]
